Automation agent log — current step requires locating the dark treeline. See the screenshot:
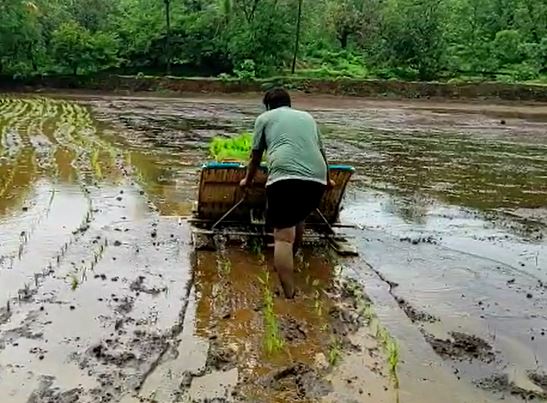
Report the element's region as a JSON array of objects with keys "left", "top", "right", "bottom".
[{"left": 1, "top": 0, "right": 546, "bottom": 82}]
